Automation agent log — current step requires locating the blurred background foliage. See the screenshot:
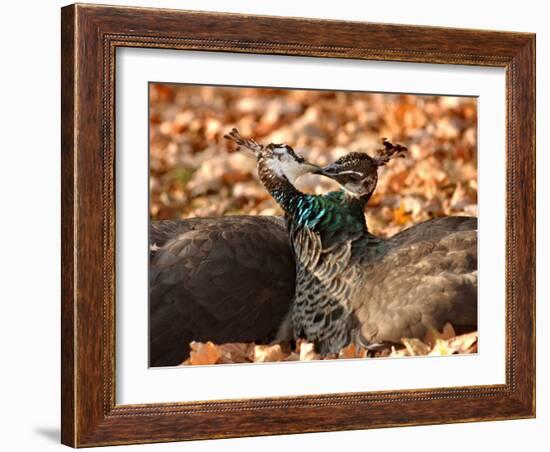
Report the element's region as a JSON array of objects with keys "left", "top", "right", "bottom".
[{"left": 149, "top": 84, "right": 477, "bottom": 237}]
